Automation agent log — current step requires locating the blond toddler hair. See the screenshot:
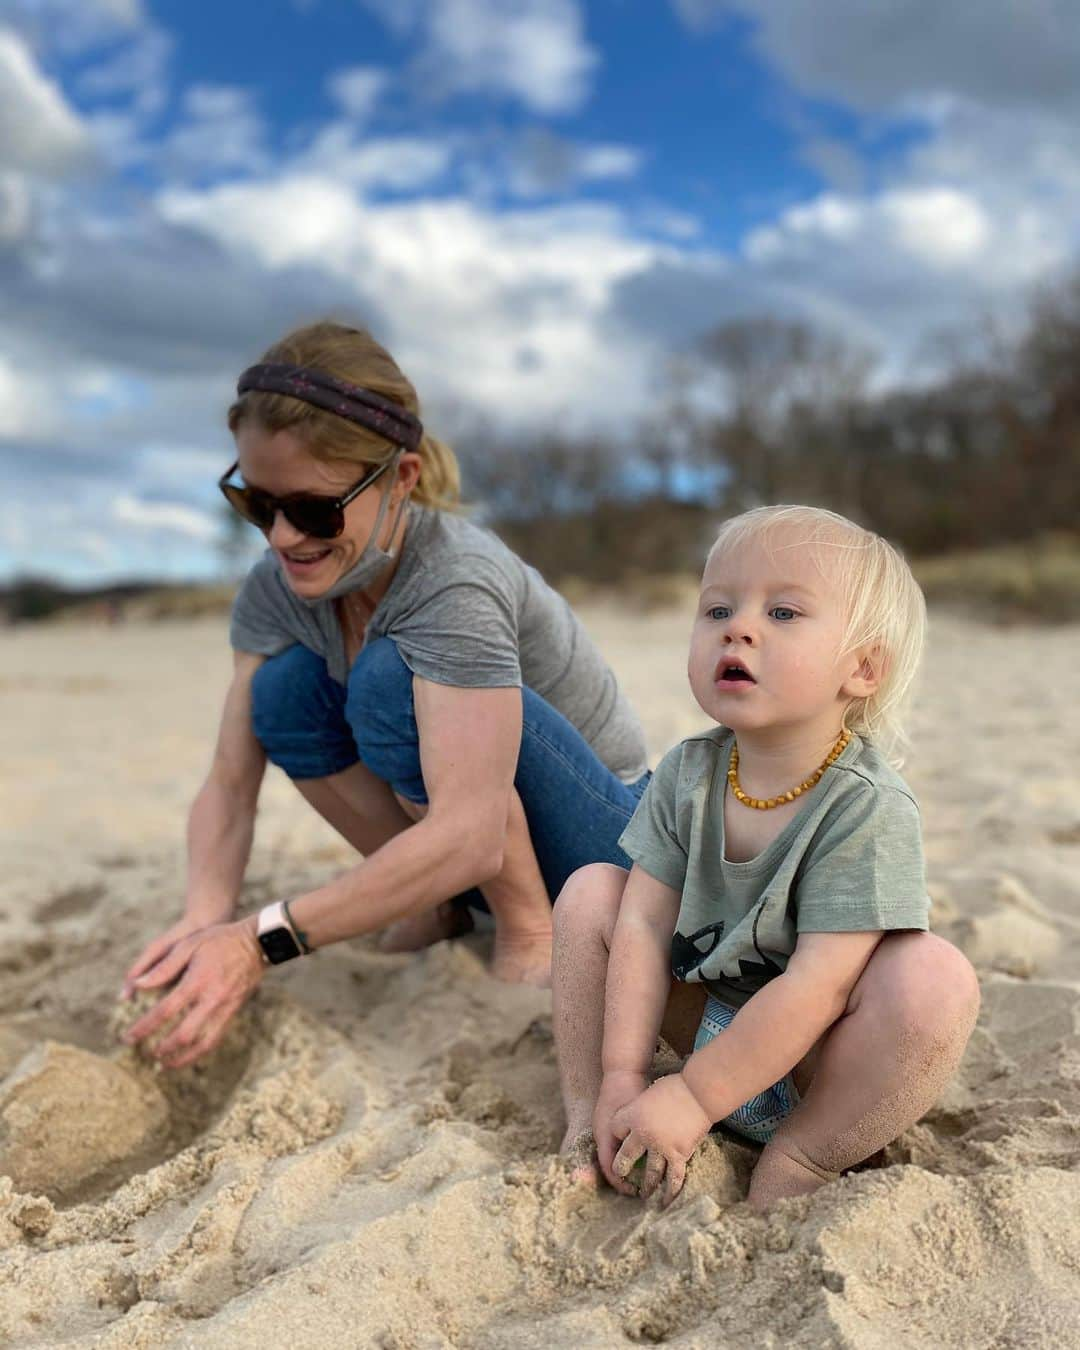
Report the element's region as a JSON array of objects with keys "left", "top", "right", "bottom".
[{"left": 707, "top": 505, "right": 926, "bottom": 766}]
